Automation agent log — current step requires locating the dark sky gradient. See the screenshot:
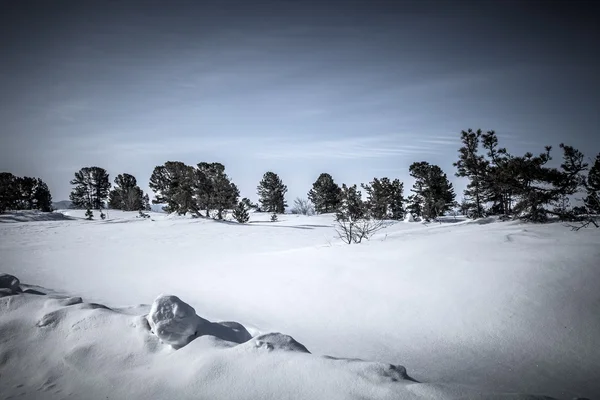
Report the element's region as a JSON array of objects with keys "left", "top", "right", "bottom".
[{"left": 1, "top": 0, "right": 599, "bottom": 202}]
